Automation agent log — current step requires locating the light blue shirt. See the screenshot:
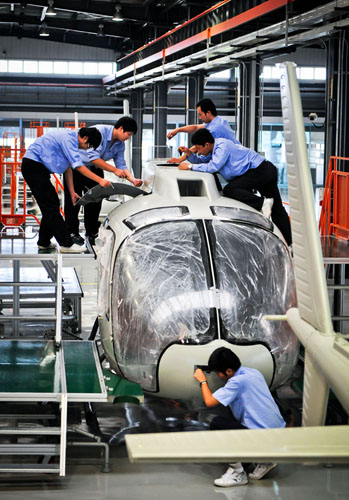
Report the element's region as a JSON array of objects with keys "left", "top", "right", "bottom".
[
  {"left": 188, "top": 138, "right": 265, "bottom": 181},
  {"left": 206, "top": 116, "right": 240, "bottom": 145},
  {"left": 213, "top": 366, "right": 286, "bottom": 429},
  {"left": 79, "top": 124, "right": 127, "bottom": 170},
  {"left": 24, "top": 130, "right": 84, "bottom": 174}
]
